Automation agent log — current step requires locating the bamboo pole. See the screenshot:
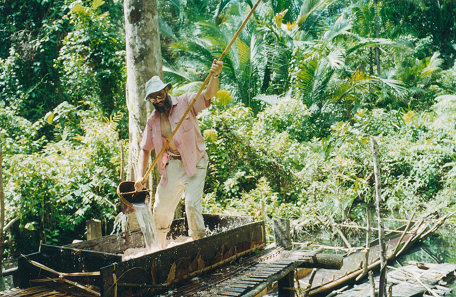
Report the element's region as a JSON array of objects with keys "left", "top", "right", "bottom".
[
  {"left": 302, "top": 268, "right": 317, "bottom": 297},
  {"left": 371, "top": 137, "right": 387, "bottom": 297},
  {"left": 396, "top": 219, "right": 425, "bottom": 257},
  {"left": 315, "top": 216, "right": 352, "bottom": 249},
  {"left": 120, "top": 140, "right": 125, "bottom": 182},
  {"left": 383, "top": 218, "right": 435, "bottom": 224},
  {"left": 30, "top": 277, "right": 100, "bottom": 296},
  {"left": 418, "top": 209, "right": 456, "bottom": 240},
  {"left": 368, "top": 271, "right": 376, "bottom": 297},
  {"left": 3, "top": 217, "right": 18, "bottom": 232},
  {"left": 306, "top": 212, "right": 446, "bottom": 296},
  {"left": 392, "top": 212, "right": 415, "bottom": 256},
  {"left": 0, "top": 146, "right": 4, "bottom": 277},
  {"left": 356, "top": 208, "right": 371, "bottom": 282},
  {"left": 332, "top": 223, "right": 415, "bottom": 235},
  {"left": 307, "top": 244, "right": 364, "bottom": 253}
]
